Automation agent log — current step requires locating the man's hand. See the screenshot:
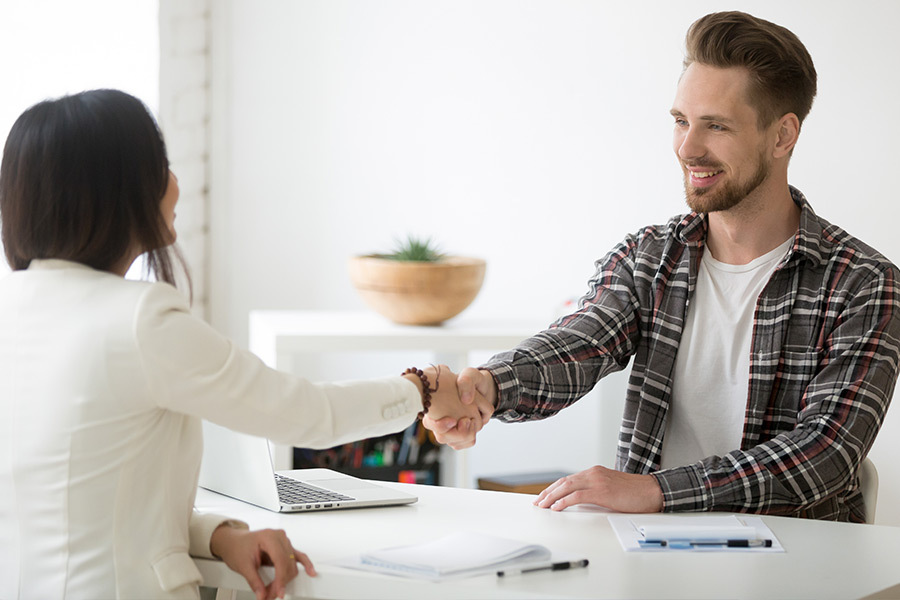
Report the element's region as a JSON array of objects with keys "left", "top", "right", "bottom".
[
  {"left": 420, "top": 366, "right": 495, "bottom": 450},
  {"left": 457, "top": 367, "right": 497, "bottom": 411},
  {"left": 533, "top": 465, "right": 664, "bottom": 513},
  {"left": 210, "top": 524, "right": 316, "bottom": 600}
]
